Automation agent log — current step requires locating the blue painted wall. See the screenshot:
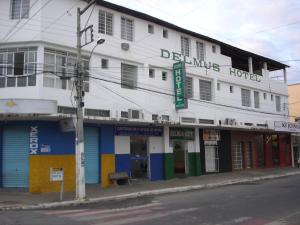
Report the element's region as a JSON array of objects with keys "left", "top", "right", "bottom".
[
  {"left": 150, "top": 153, "right": 164, "bottom": 181},
  {"left": 37, "top": 122, "right": 75, "bottom": 155},
  {"left": 100, "top": 125, "right": 115, "bottom": 154},
  {"left": 115, "top": 154, "right": 131, "bottom": 175}
]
